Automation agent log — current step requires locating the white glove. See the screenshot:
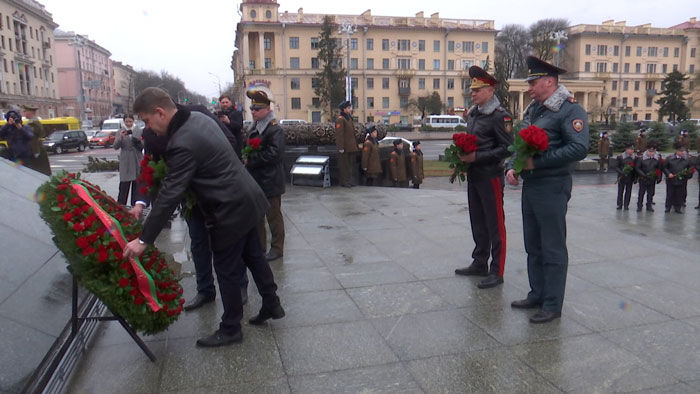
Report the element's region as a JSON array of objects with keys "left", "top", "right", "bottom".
[{"left": 339, "top": 149, "right": 344, "bottom": 153}]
